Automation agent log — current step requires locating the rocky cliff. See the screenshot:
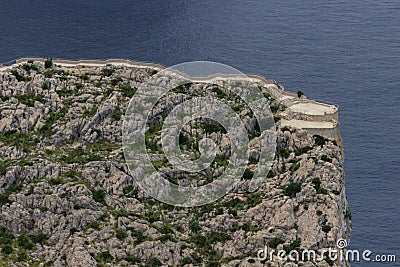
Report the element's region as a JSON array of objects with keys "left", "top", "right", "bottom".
[{"left": 0, "top": 59, "right": 351, "bottom": 266}]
